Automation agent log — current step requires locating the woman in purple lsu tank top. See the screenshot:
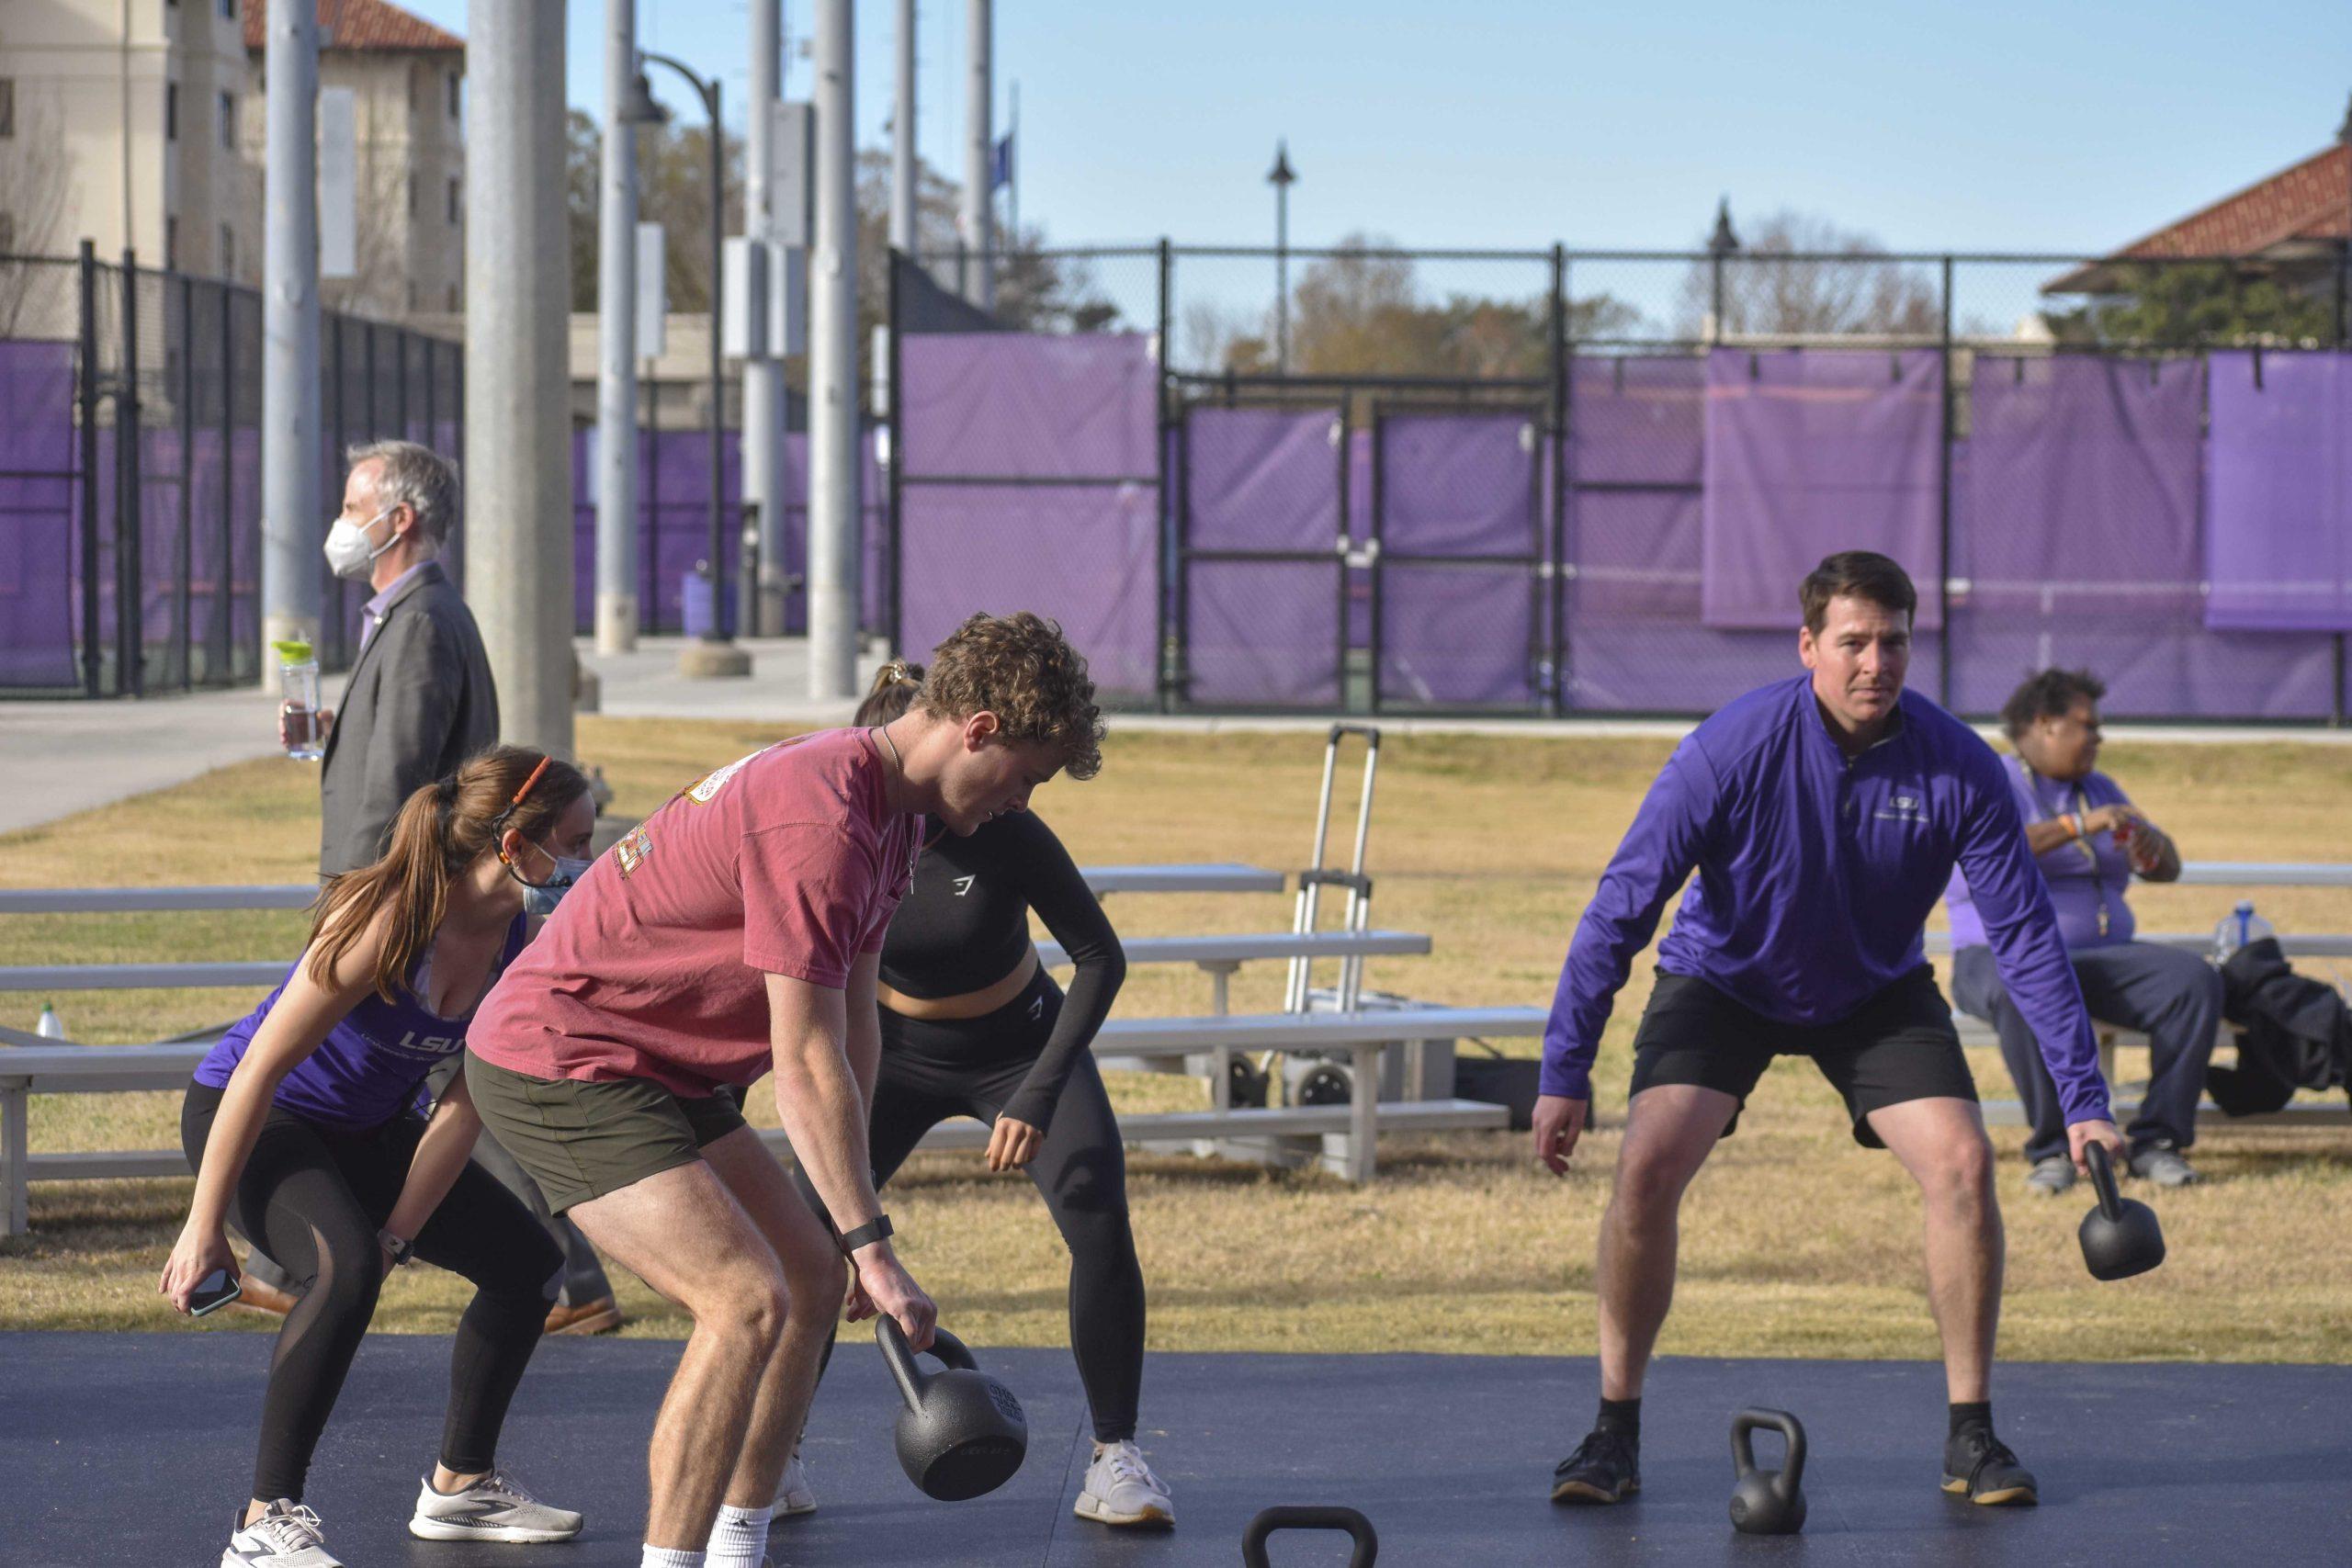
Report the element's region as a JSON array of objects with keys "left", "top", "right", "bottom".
[{"left": 161, "top": 746, "right": 596, "bottom": 1568}]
